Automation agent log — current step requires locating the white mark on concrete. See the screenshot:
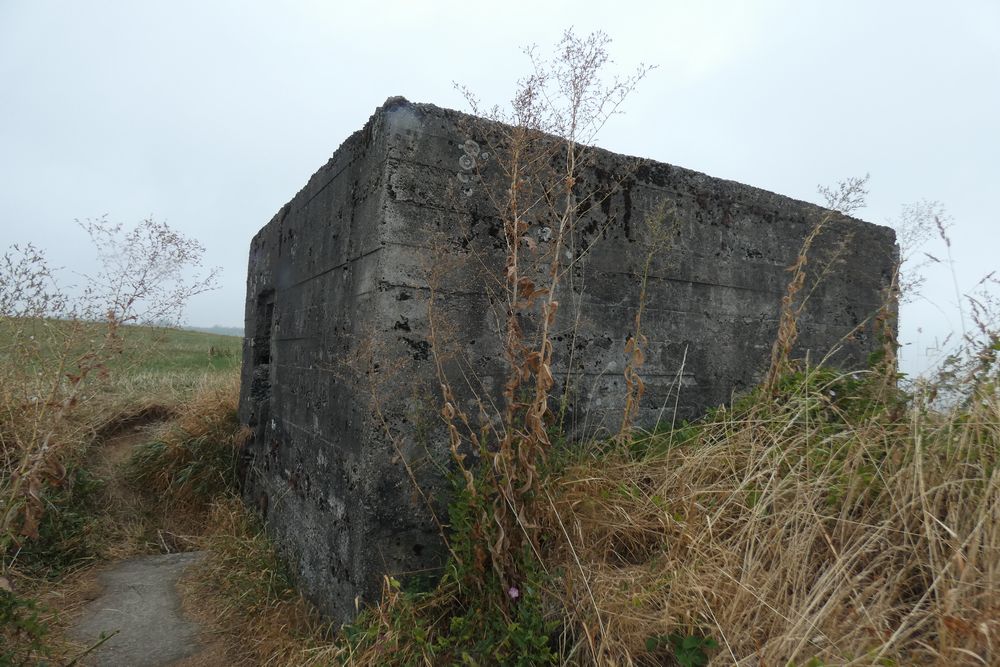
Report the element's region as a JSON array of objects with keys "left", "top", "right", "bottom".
[{"left": 462, "top": 139, "right": 480, "bottom": 156}]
